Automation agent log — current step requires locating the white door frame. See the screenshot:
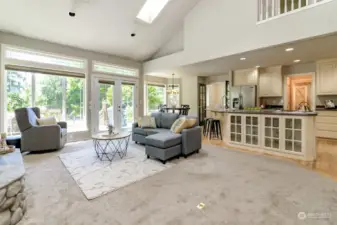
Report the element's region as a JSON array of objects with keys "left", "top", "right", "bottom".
[
  {"left": 91, "top": 73, "right": 139, "bottom": 134},
  {"left": 283, "top": 72, "right": 316, "bottom": 111}
]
